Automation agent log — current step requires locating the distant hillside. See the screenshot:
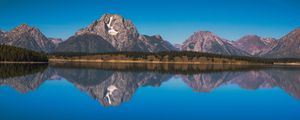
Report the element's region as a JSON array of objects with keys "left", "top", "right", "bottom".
[
  {"left": 181, "top": 31, "right": 248, "bottom": 56},
  {"left": 232, "top": 35, "right": 277, "bottom": 56},
  {"left": 0, "top": 45, "right": 48, "bottom": 62},
  {"left": 55, "top": 33, "right": 117, "bottom": 53}
]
